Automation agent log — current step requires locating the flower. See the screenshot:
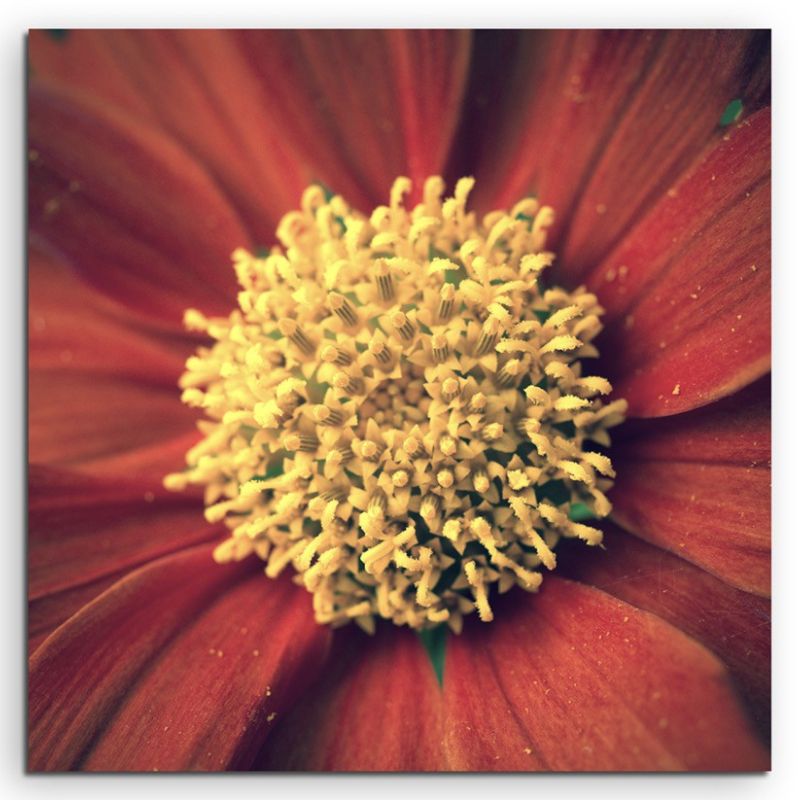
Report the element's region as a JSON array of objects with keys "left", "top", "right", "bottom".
[
  {"left": 28, "top": 29, "right": 771, "bottom": 772},
  {"left": 166, "top": 177, "right": 627, "bottom": 633}
]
